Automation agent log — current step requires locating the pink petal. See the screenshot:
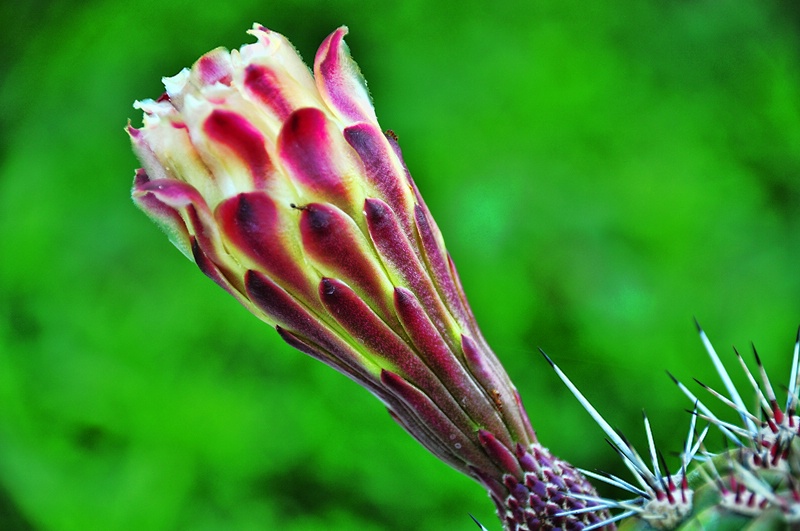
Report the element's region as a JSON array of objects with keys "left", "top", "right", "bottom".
[
  {"left": 244, "top": 270, "right": 379, "bottom": 378},
  {"left": 191, "top": 237, "right": 250, "bottom": 304},
  {"left": 394, "top": 287, "right": 509, "bottom": 441},
  {"left": 243, "top": 64, "right": 294, "bottom": 121},
  {"left": 318, "top": 277, "right": 408, "bottom": 366},
  {"left": 276, "top": 326, "right": 379, "bottom": 385},
  {"left": 216, "top": 192, "right": 315, "bottom": 304},
  {"left": 478, "top": 429, "right": 524, "bottom": 479},
  {"left": 320, "top": 278, "right": 478, "bottom": 445},
  {"left": 461, "top": 335, "right": 532, "bottom": 444},
  {"left": 127, "top": 124, "right": 172, "bottom": 183},
  {"left": 136, "top": 178, "right": 244, "bottom": 293},
  {"left": 300, "top": 202, "right": 394, "bottom": 322},
  {"left": 381, "top": 369, "right": 495, "bottom": 474},
  {"left": 131, "top": 170, "right": 192, "bottom": 258},
  {"left": 245, "top": 269, "right": 319, "bottom": 335},
  {"left": 196, "top": 48, "right": 233, "bottom": 86},
  {"left": 365, "top": 198, "right": 457, "bottom": 346},
  {"left": 136, "top": 177, "right": 205, "bottom": 210},
  {"left": 314, "top": 26, "right": 377, "bottom": 125},
  {"left": 385, "top": 406, "right": 463, "bottom": 472},
  {"left": 414, "top": 204, "right": 474, "bottom": 330},
  {"left": 203, "top": 109, "right": 273, "bottom": 190},
  {"left": 345, "top": 123, "right": 416, "bottom": 238},
  {"left": 277, "top": 107, "right": 359, "bottom": 209}
]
